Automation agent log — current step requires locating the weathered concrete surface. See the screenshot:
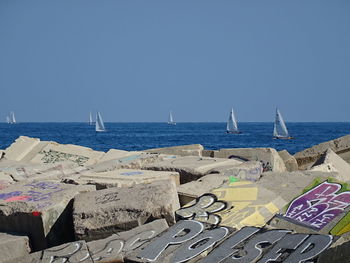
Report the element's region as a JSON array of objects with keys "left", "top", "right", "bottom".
[
  {"left": 278, "top": 149, "right": 299, "bottom": 171},
  {"left": 144, "top": 144, "right": 204, "bottom": 157},
  {"left": 0, "top": 173, "right": 15, "bottom": 190},
  {"left": 4, "top": 136, "right": 104, "bottom": 166},
  {"left": 213, "top": 147, "right": 287, "bottom": 172},
  {"left": 311, "top": 148, "right": 350, "bottom": 182},
  {"left": 0, "top": 181, "right": 95, "bottom": 251},
  {"left": 208, "top": 161, "right": 263, "bottom": 181},
  {"left": 73, "top": 179, "right": 180, "bottom": 241},
  {"left": 68, "top": 169, "right": 180, "bottom": 189},
  {"left": 143, "top": 156, "right": 242, "bottom": 184},
  {"left": 0, "top": 233, "right": 31, "bottom": 263},
  {"left": 177, "top": 174, "right": 229, "bottom": 206},
  {"left": 86, "top": 219, "right": 168, "bottom": 262},
  {"left": 294, "top": 134, "right": 350, "bottom": 169},
  {"left": 7, "top": 240, "right": 93, "bottom": 263},
  {"left": 317, "top": 233, "right": 350, "bottom": 263},
  {"left": 98, "top": 148, "right": 142, "bottom": 162}
]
